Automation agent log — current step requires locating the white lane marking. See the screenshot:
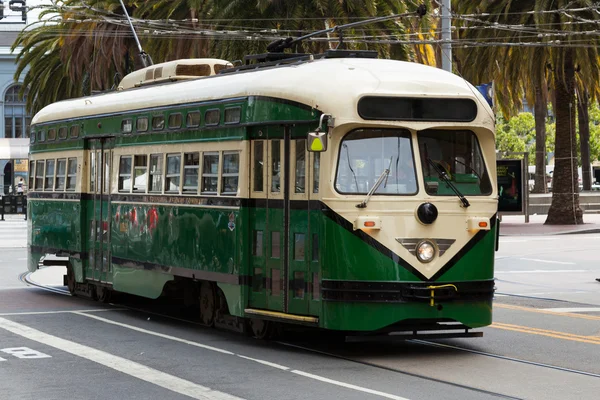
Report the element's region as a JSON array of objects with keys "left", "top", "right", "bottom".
[
  {"left": 74, "top": 312, "right": 234, "bottom": 355},
  {"left": 236, "top": 355, "right": 289, "bottom": 371},
  {"left": 1, "top": 347, "right": 51, "bottom": 359},
  {"left": 518, "top": 258, "right": 576, "bottom": 265},
  {"left": 496, "top": 269, "right": 585, "bottom": 274},
  {"left": 77, "top": 312, "right": 412, "bottom": 400},
  {"left": 544, "top": 307, "right": 600, "bottom": 313},
  {"left": 292, "top": 370, "right": 411, "bottom": 400},
  {"left": 0, "top": 317, "right": 244, "bottom": 400},
  {"left": 0, "top": 309, "right": 122, "bottom": 316}
]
